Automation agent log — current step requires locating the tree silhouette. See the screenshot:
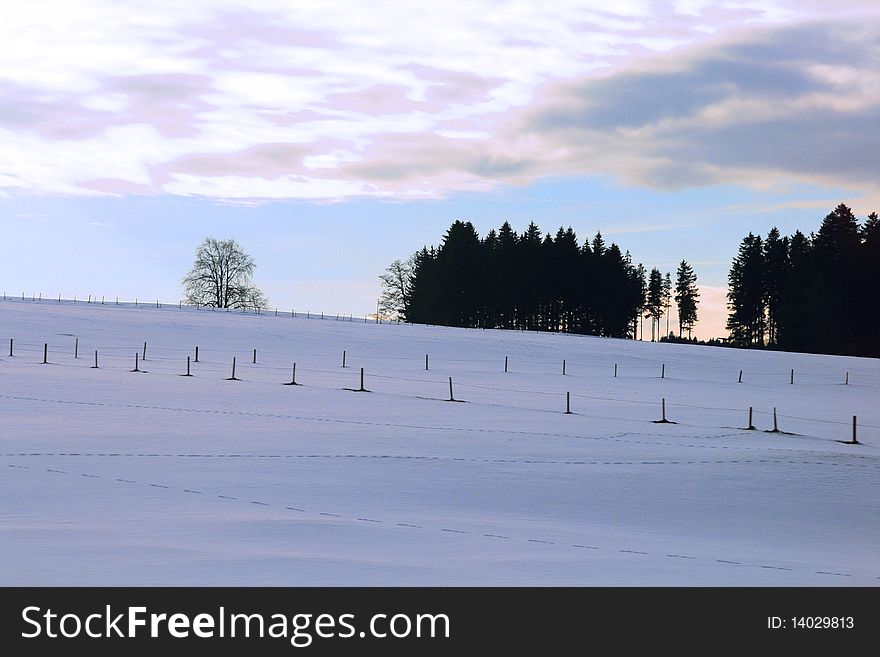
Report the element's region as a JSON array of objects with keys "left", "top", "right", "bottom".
[
  {"left": 727, "top": 233, "right": 765, "bottom": 347},
  {"left": 645, "top": 268, "right": 664, "bottom": 342},
  {"left": 394, "top": 220, "right": 653, "bottom": 340},
  {"left": 726, "top": 204, "right": 878, "bottom": 356},
  {"left": 378, "top": 256, "right": 414, "bottom": 320},
  {"left": 182, "top": 238, "right": 267, "bottom": 309},
  {"left": 674, "top": 260, "right": 699, "bottom": 338}
]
